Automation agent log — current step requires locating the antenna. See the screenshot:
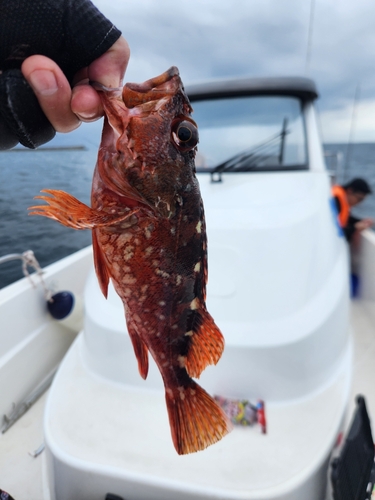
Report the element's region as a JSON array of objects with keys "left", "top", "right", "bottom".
[
  {"left": 305, "top": 0, "right": 316, "bottom": 75},
  {"left": 343, "top": 83, "right": 361, "bottom": 182}
]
